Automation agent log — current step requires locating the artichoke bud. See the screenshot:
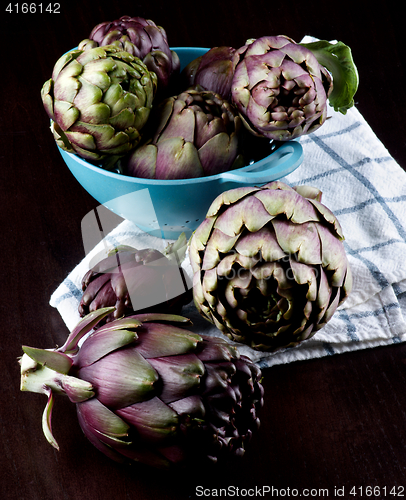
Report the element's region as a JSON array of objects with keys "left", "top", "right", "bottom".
[
  {"left": 19, "top": 310, "right": 264, "bottom": 468},
  {"left": 122, "top": 89, "right": 243, "bottom": 180},
  {"left": 41, "top": 44, "right": 157, "bottom": 168},
  {"left": 83, "top": 16, "right": 180, "bottom": 97},
  {"left": 181, "top": 46, "right": 237, "bottom": 101},
  {"left": 190, "top": 181, "right": 352, "bottom": 351},
  {"left": 79, "top": 235, "right": 193, "bottom": 325},
  {"left": 231, "top": 35, "right": 334, "bottom": 141}
]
